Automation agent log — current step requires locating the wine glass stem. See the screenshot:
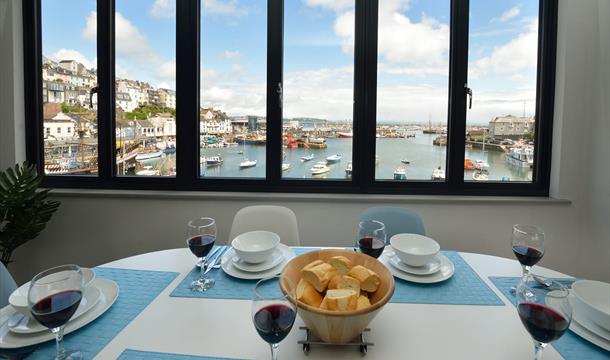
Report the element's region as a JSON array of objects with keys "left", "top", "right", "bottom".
[
  {"left": 270, "top": 343, "right": 279, "bottom": 360},
  {"left": 200, "top": 256, "right": 207, "bottom": 279},
  {"left": 52, "top": 326, "right": 66, "bottom": 359},
  {"left": 534, "top": 341, "right": 546, "bottom": 360},
  {"left": 521, "top": 265, "right": 531, "bottom": 277}
]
